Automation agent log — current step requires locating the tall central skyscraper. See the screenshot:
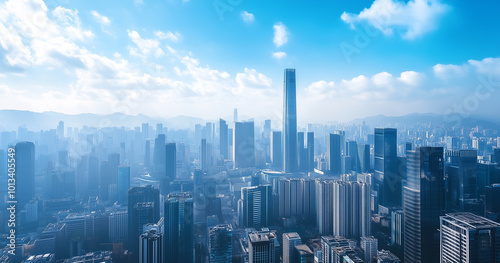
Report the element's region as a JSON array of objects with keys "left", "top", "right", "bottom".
[
  {"left": 404, "top": 147, "right": 445, "bottom": 263},
  {"left": 283, "top": 69, "right": 297, "bottom": 173}
]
